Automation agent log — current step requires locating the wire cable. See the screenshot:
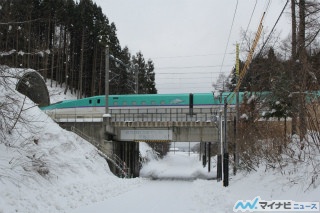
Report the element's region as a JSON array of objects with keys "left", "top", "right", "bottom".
[
  {"left": 151, "top": 52, "right": 235, "bottom": 59},
  {"left": 219, "top": 0, "right": 239, "bottom": 74},
  {"left": 240, "top": 0, "right": 258, "bottom": 48},
  {"left": 257, "top": 0, "right": 289, "bottom": 57},
  {"left": 156, "top": 64, "right": 233, "bottom": 70}
]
